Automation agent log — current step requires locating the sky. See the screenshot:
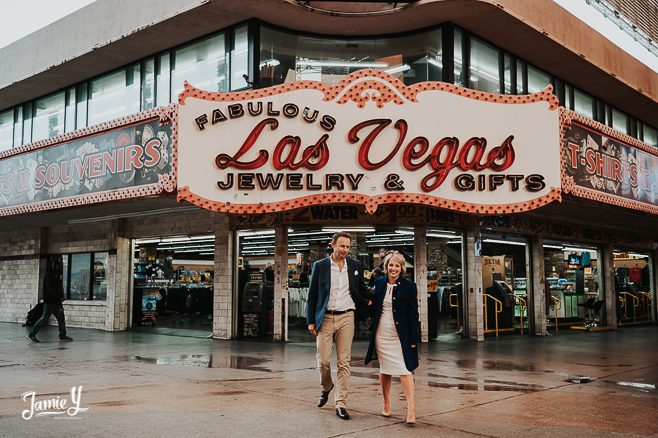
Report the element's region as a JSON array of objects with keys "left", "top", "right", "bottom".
[
  {"left": 0, "top": 0, "right": 96, "bottom": 49},
  {"left": 0, "top": 0, "right": 656, "bottom": 73}
]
